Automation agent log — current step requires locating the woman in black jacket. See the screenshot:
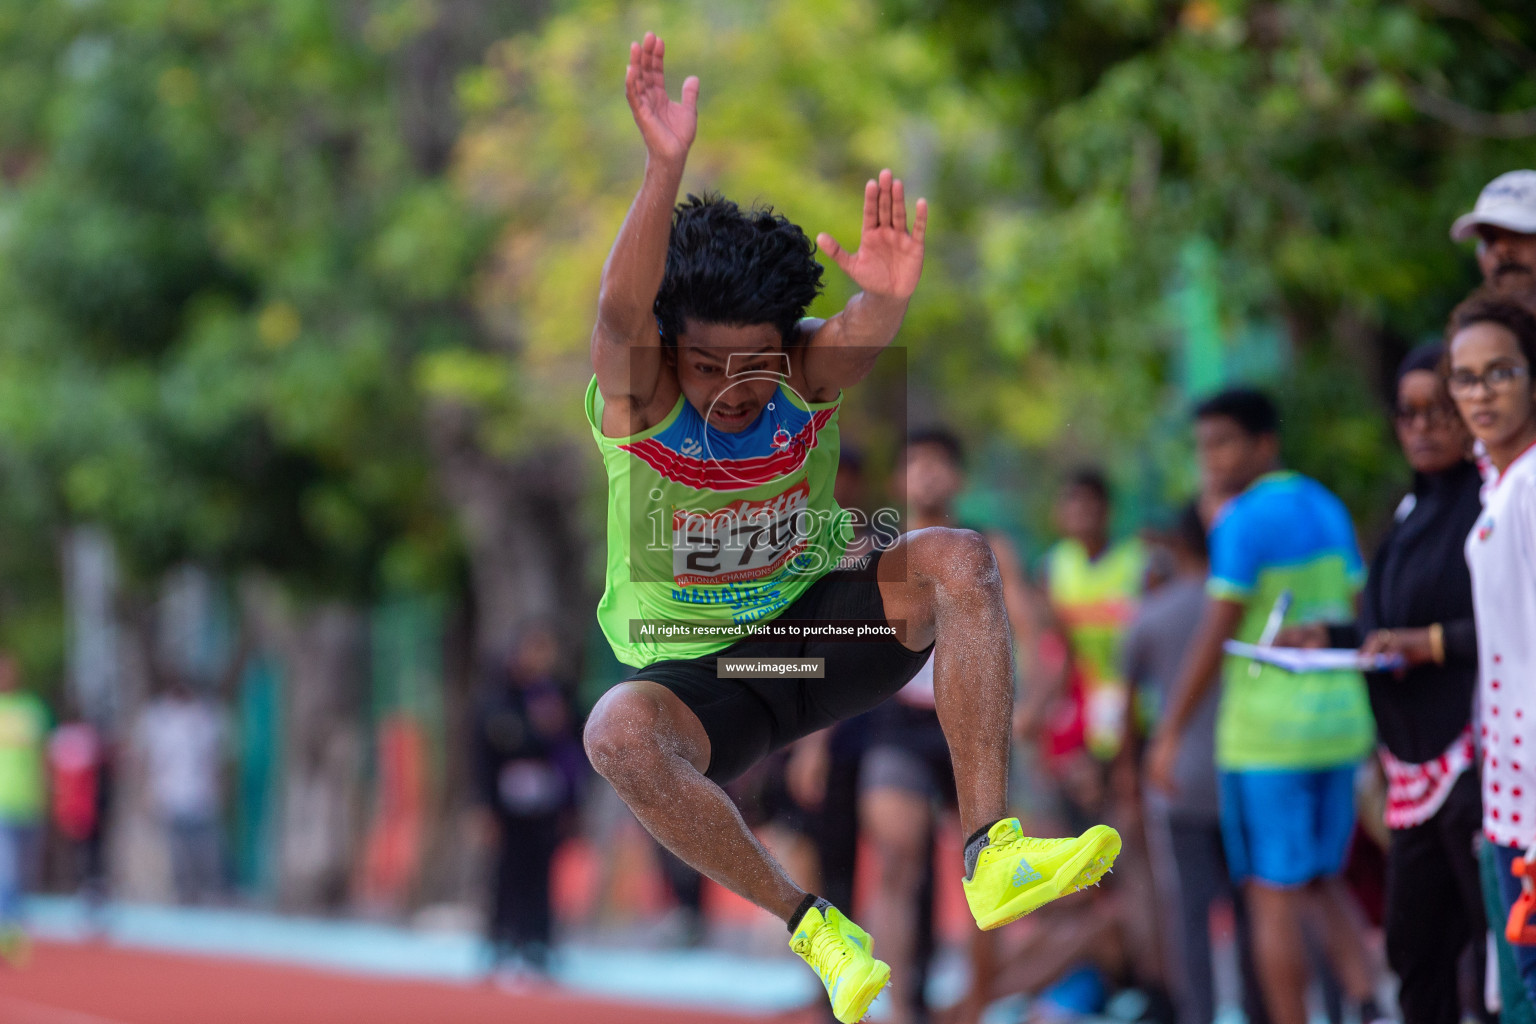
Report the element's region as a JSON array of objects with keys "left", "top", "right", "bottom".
[{"left": 1285, "top": 345, "right": 1487, "bottom": 1024}]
